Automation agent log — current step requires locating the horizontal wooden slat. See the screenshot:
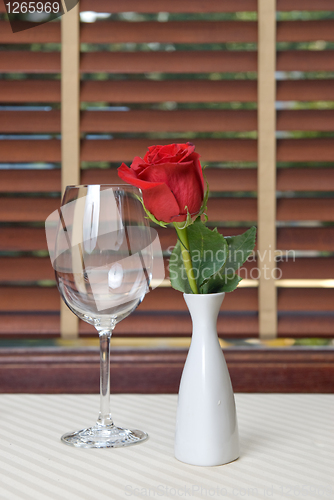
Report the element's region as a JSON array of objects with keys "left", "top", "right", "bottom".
[
  {"left": 277, "top": 21, "right": 334, "bottom": 42},
  {"left": 0, "top": 80, "right": 61, "bottom": 103},
  {"left": 0, "top": 257, "right": 54, "bottom": 281},
  {"left": 0, "top": 80, "right": 257, "bottom": 104},
  {"left": 81, "top": 21, "right": 257, "bottom": 44},
  {"left": 81, "top": 110, "right": 257, "bottom": 133},
  {"left": 0, "top": 140, "right": 61, "bottom": 162},
  {"left": 278, "top": 258, "right": 334, "bottom": 279},
  {"left": 0, "top": 52, "right": 60, "bottom": 73},
  {"left": 278, "top": 110, "right": 334, "bottom": 131},
  {"left": 81, "top": 138, "right": 257, "bottom": 163},
  {"left": 0, "top": 287, "right": 59, "bottom": 311},
  {"left": 277, "top": 0, "right": 334, "bottom": 11},
  {"left": 0, "top": 21, "right": 60, "bottom": 44},
  {"left": 2, "top": 109, "right": 334, "bottom": 134},
  {"left": 0, "top": 314, "right": 59, "bottom": 337},
  {"left": 0, "top": 169, "right": 61, "bottom": 192},
  {"left": 79, "top": 0, "right": 258, "bottom": 13},
  {"left": 82, "top": 20, "right": 334, "bottom": 45},
  {"left": 277, "top": 139, "right": 334, "bottom": 162},
  {"left": 1, "top": 109, "right": 334, "bottom": 133},
  {"left": 1, "top": 311, "right": 334, "bottom": 339},
  {"left": 2, "top": 168, "right": 333, "bottom": 194},
  {"left": 1, "top": 286, "right": 333, "bottom": 315},
  {"left": 0, "top": 313, "right": 259, "bottom": 338},
  {"left": 3, "top": 80, "right": 334, "bottom": 105},
  {"left": 82, "top": 138, "right": 334, "bottom": 163},
  {"left": 81, "top": 80, "right": 258, "bottom": 103},
  {"left": 3, "top": 51, "right": 332, "bottom": 74},
  {"left": 277, "top": 199, "right": 334, "bottom": 221},
  {"left": 277, "top": 227, "right": 334, "bottom": 252},
  {"left": 1, "top": 309, "right": 334, "bottom": 339},
  {"left": 0, "top": 228, "right": 48, "bottom": 252},
  {"left": 0, "top": 111, "right": 60, "bottom": 133},
  {"left": 278, "top": 288, "right": 334, "bottom": 311},
  {"left": 277, "top": 168, "right": 334, "bottom": 191},
  {"left": 277, "top": 80, "right": 334, "bottom": 102},
  {"left": 207, "top": 198, "right": 257, "bottom": 221},
  {"left": 0, "top": 198, "right": 60, "bottom": 222},
  {"left": 1, "top": 348, "right": 334, "bottom": 393},
  {"left": 78, "top": 0, "right": 334, "bottom": 13},
  {"left": 80, "top": 51, "right": 257, "bottom": 73},
  {"left": 0, "top": 286, "right": 258, "bottom": 312},
  {"left": 2, "top": 138, "right": 333, "bottom": 164},
  {"left": 277, "top": 51, "right": 334, "bottom": 72},
  {"left": 278, "top": 314, "right": 334, "bottom": 337},
  {"left": 4, "top": 109, "right": 334, "bottom": 134}
]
